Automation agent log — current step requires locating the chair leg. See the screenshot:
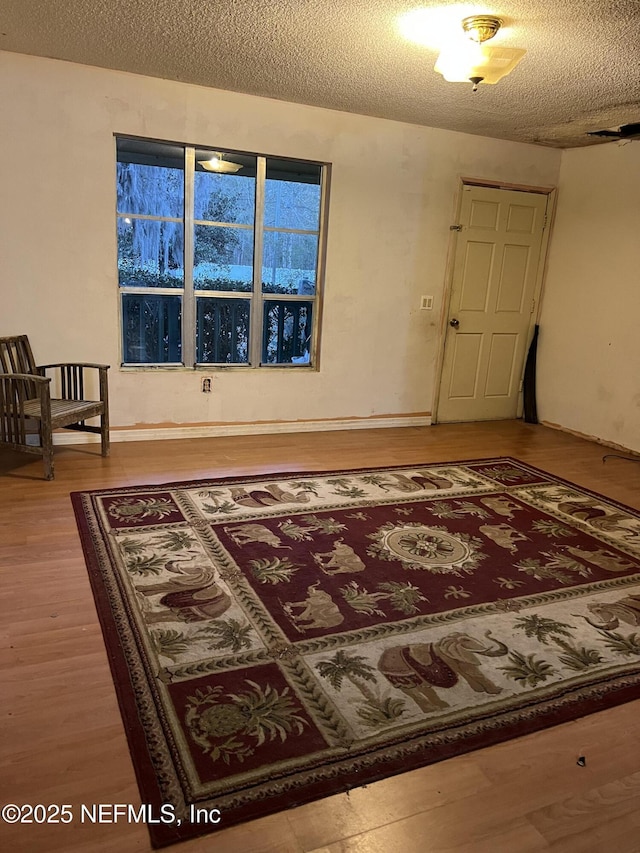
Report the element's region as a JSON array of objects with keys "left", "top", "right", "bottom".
[
  {"left": 100, "top": 412, "right": 110, "bottom": 457},
  {"left": 41, "top": 427, "right": 55, "bottom": 480},
  {"left": 99, "top": 369, "right": 110, "bottom": 458}
]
